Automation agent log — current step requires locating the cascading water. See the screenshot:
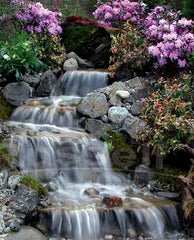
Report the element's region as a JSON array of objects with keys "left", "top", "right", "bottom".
[{"left": 6, "top": 70, "right": 181, "bottom": 240}]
